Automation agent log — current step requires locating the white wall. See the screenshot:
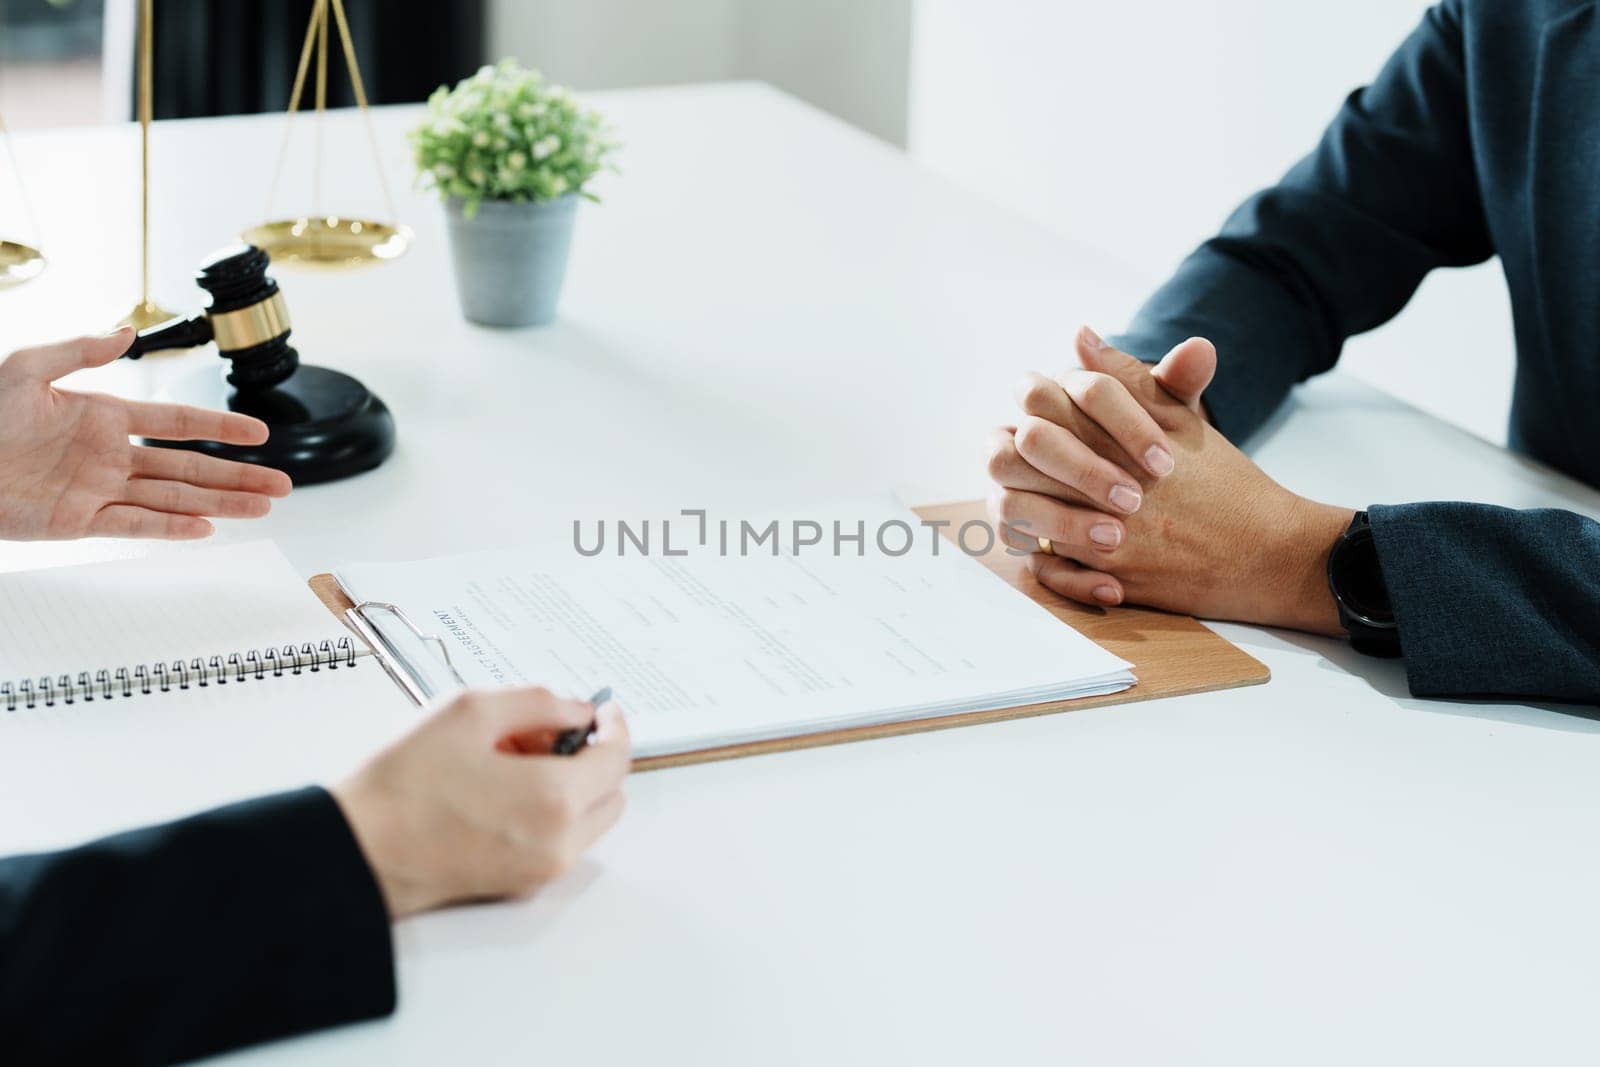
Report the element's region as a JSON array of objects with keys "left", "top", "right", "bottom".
[
  {"left": 487, "top": 0, "right": 912, "bottom": 144},
  {"left": 908, "top": 0, "right": 1516, "bottom": 445},
  {"left": 732, "top": 0, "right": 910, "bottom": 145},
  {"left": 485, "top": 0, "right": 1517, "bottom": 444},
  {"left": 487, "top": 0, "right": 740, "bottom": 91}
]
